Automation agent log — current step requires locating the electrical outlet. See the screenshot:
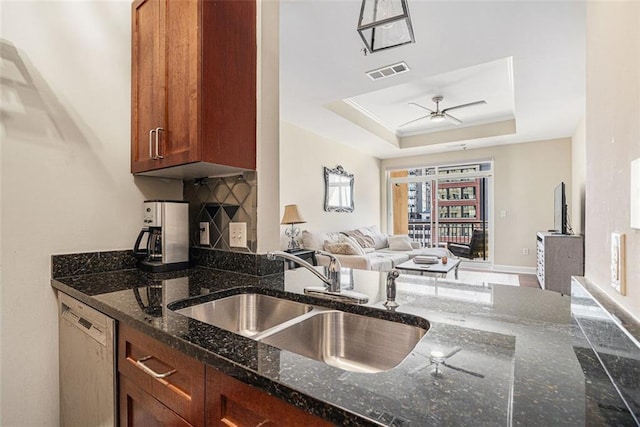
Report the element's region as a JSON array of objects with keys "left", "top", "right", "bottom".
[
  {"left": 522, "top": 247, "right": 529, "bottom": 255},
  {"left": 229, "top": 222, "right": 247, "bottom": 248},
  {"left": 199, "top": 222, "right": 210, "bottom": 246}
]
